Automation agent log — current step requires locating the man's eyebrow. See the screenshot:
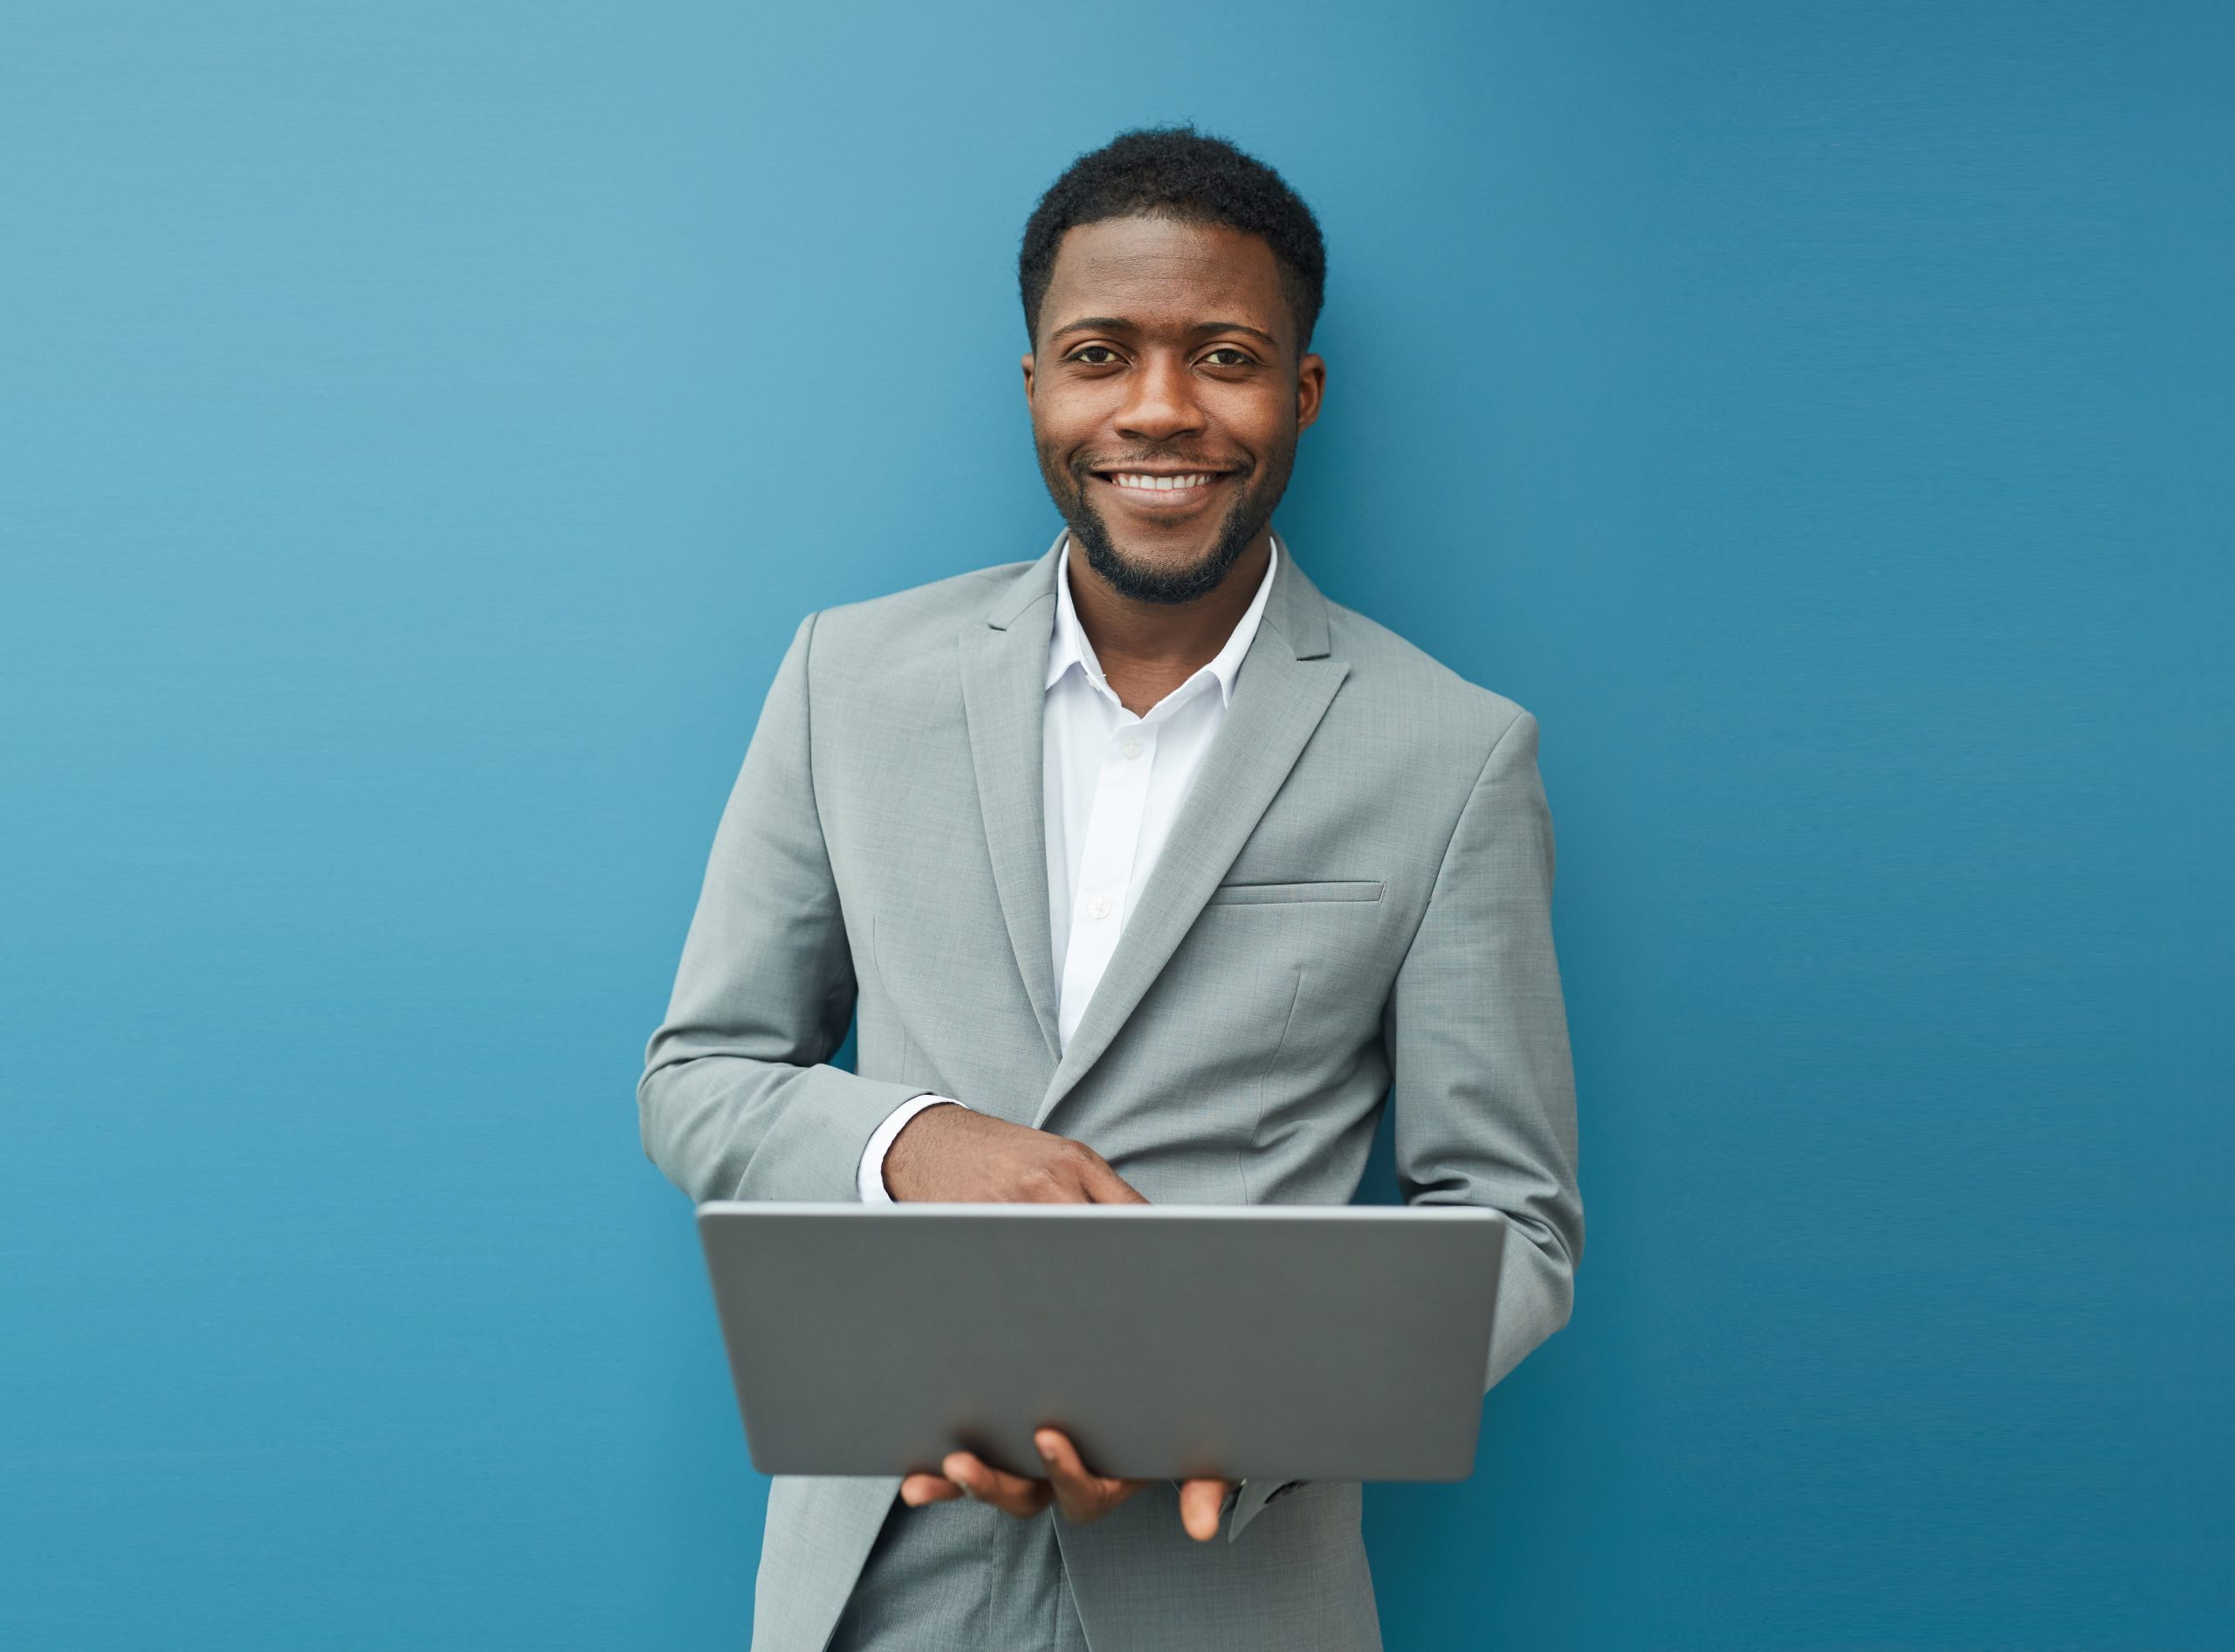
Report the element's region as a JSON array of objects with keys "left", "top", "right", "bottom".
[
  {"left": 1194, "top": 320, "right": 1280, "bottom": 348},
  {"left": 1049, "top": 316, "right": 1138, "bottom": 340}
]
